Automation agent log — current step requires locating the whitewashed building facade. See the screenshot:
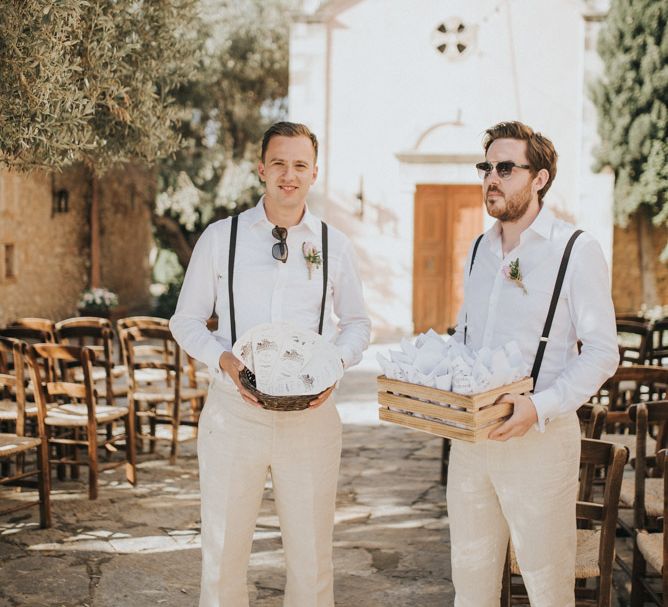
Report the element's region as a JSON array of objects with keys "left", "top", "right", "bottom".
[{"left": 289, "top": 0, "right": 614, "bottom": 339}]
